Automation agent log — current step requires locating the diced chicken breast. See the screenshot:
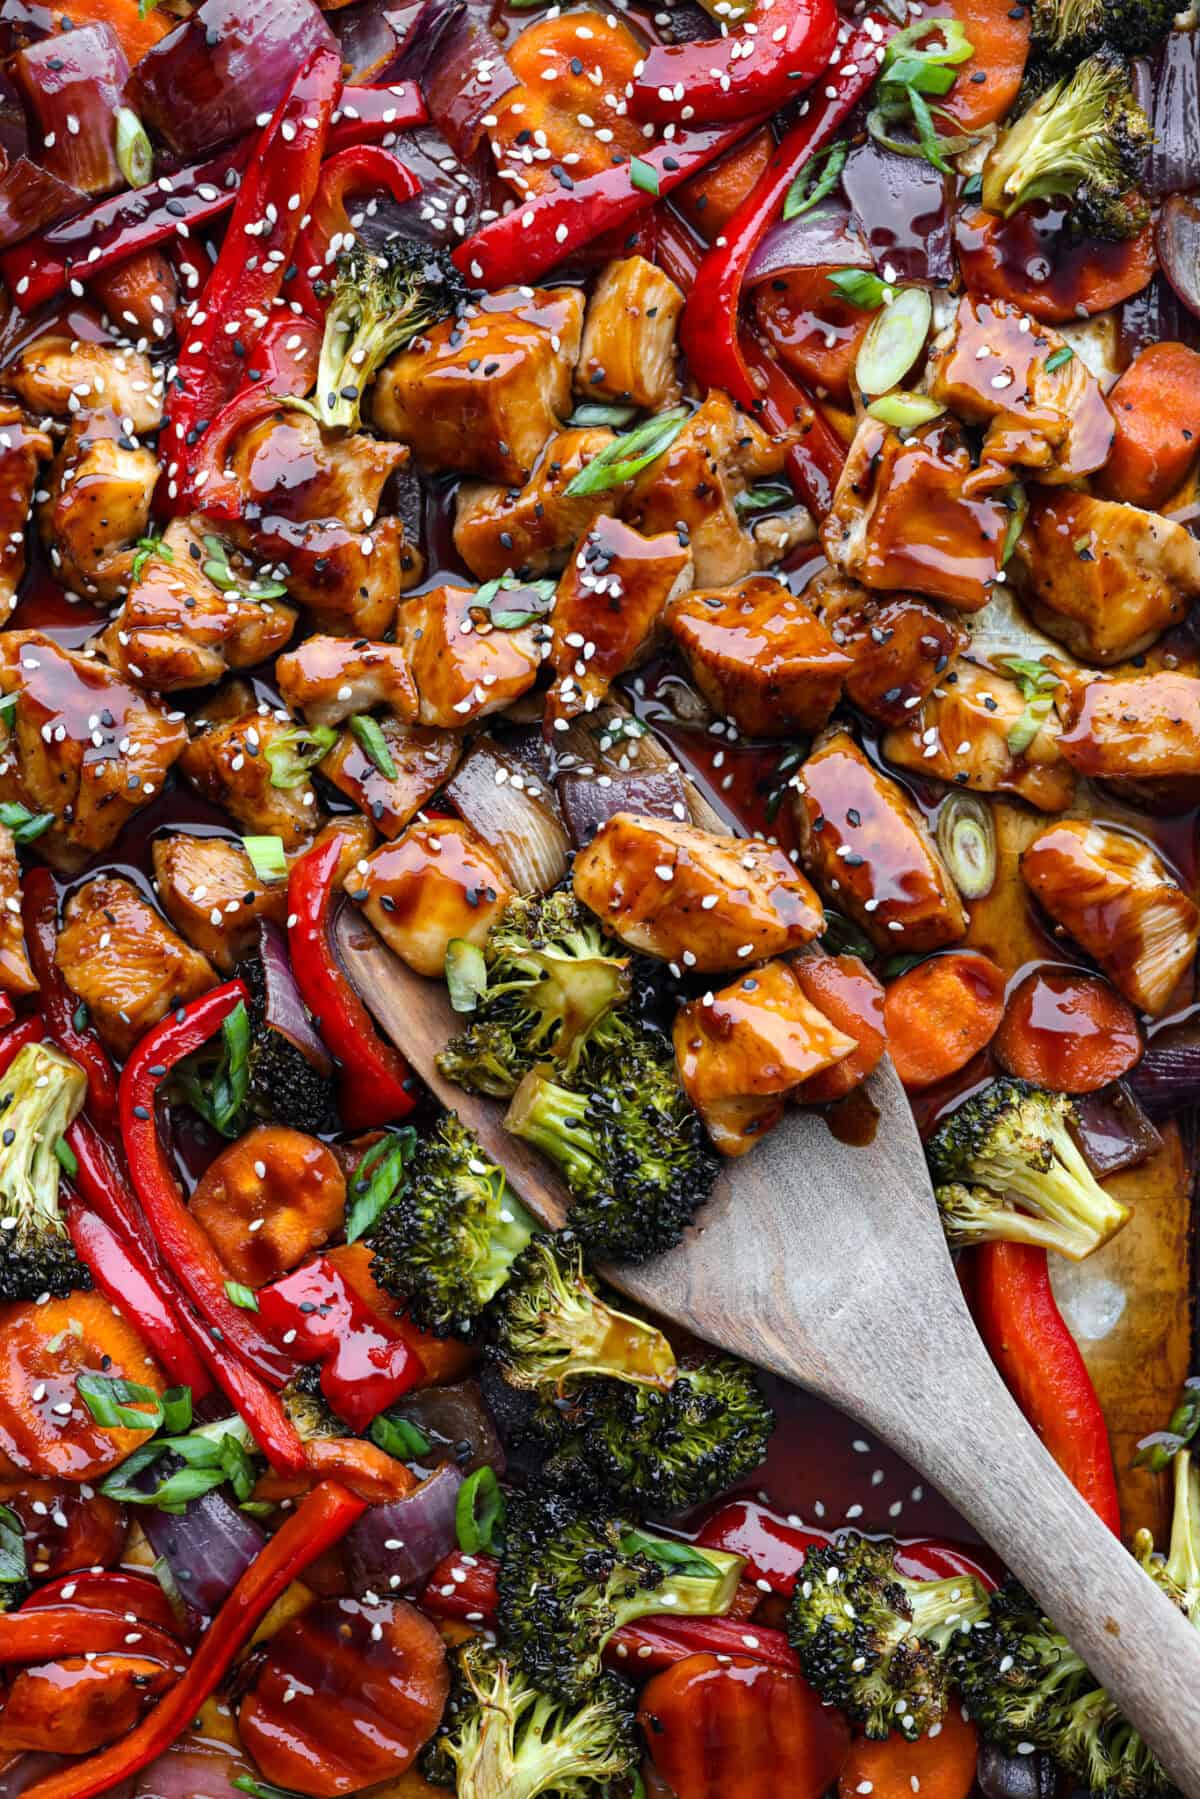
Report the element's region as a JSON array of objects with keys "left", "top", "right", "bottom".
[
  {"left": 355, "top": 818, "right": 513, "bottom": 977},
  {"left": 668, "top": 575, "right": 851, "bottom": 739},
  {"left": 926, "top": 295, "right": 1113, "bottom": 484},
  {"left": 794, "top": 729, "right": 968, "bottom": 952},
  {"left": 576, "top": 256, "right": 683, "bottom": 409},
  {"left": 810, "top": 571, "right": 967, "bottom": 727},
  {"left": 1014, "top": 491, "right": 1200, "bottom": 664},
  {"left": 674, "top": 960, "right": 859, "bottom": 1156},
  {"left": 55, "top": 876, "right": 217, "bottom": 1056},
  {"left": 152, "top": 833, "right": 289, "bottom": 973},
  {"left": 572, "top": 812, "right": 824, "bottom": 972},
  {"left": 453, "top": 428, "right": 617, "bottom": 582},
  {"left": 1058, "top": 671, "right": 1200, "bottom": 809},
  {"left": 0, "top": 826, "right": 34, "bottom": 996},
  {"left": 226, "top": 406, "right": 408, "bottom": 531},
  {"left": 882, "top": 660, "right": 1076, "bottom": 813},
  {"left": 180, "top": 711, "right": 327, "bottom": 851},
  {"left": 320, "top": 718, "right": 462, "bottom": 841},
  {"left": 1021, "top": 820, "right": 1199, "bottom": 1015},
  {"left": 398, "top": 584, "right": 544, "bottom": 728},
  {"left": 0, "top": 407, "right": 51, "bottom": 626},
  {"left": 0, "top": 632, "right": 187, "bottom": 873},
  {"left": 235, "top": 514, "right": 414, "bottom": 641},
  {"left": 39, "top": 413, "right": 158, "bottom": 602},
  {"left": 547, "top": 517, "right": 692, "bottom": 729},
  {"left": 275, "top": 637, "right": 417, "bottom": 729},
  {"left": 3, "top": 337, "right": 163, "bottom": 433},
  {"left": 821, "top": 418, "right": 1008, "bottom": 613},
  {"left": 373, "top": 286, "right": 584, "bottom": 485}
]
